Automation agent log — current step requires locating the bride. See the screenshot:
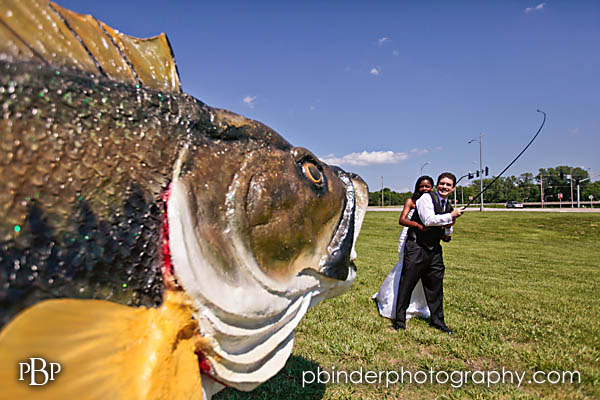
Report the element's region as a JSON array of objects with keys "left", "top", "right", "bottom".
[{"left": 373, "top": 176, "right": 434, "bottom": 321}]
